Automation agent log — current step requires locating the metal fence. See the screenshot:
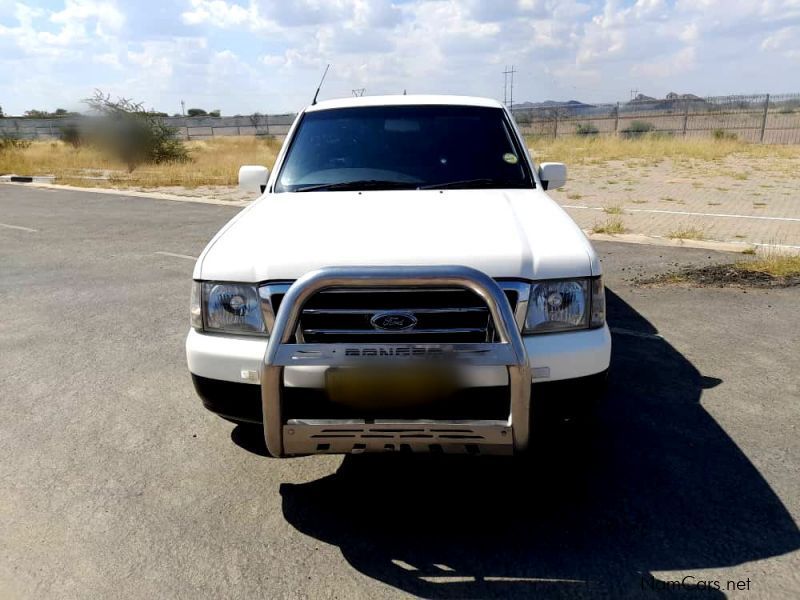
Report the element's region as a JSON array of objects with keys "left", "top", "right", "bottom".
[
  {"left": 511, "top": 93, "right": 800, "bottom": 144},
  {"left": 0, "top": 114, "right": 297, "bottom": 141},
  {"left": 4, "top": 94, "right": 800, "bottom": 144}
]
